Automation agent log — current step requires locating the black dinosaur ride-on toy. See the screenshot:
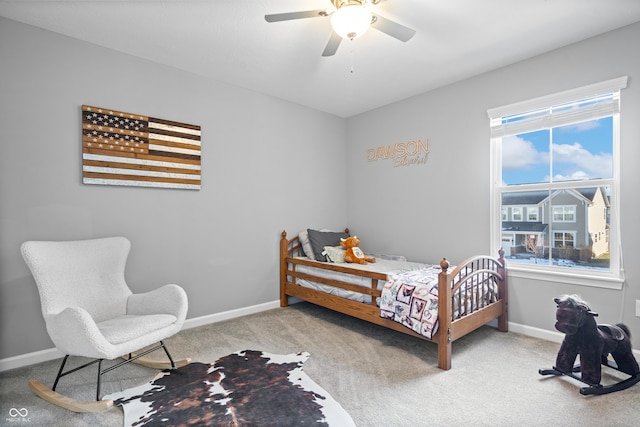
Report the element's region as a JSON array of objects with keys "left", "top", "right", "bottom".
[{"left": 539, "top": 294, "right": 640, "bottom": 395}]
